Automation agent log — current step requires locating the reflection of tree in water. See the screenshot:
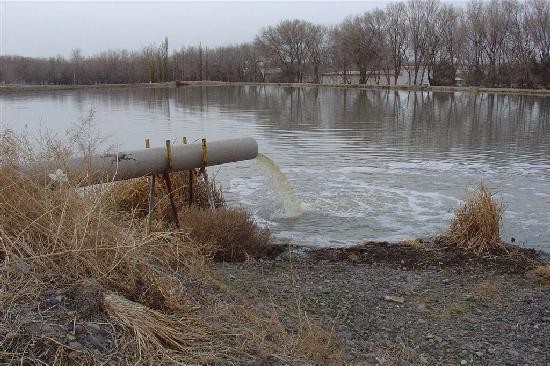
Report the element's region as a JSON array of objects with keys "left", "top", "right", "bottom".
[
  {"left": 144, "top": 88, "right": 171, "bottom": 119},
  {"left": 127, "top": 85, "right": 550, "bottom": 157}
]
